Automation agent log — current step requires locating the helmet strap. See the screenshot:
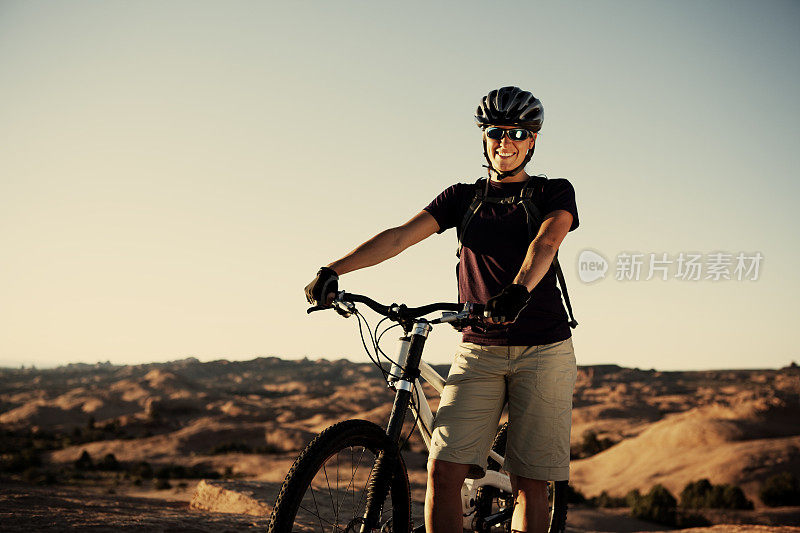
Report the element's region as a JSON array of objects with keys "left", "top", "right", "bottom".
[{"left": 482, "top": 138, "right": 536, "bottom": 181}]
